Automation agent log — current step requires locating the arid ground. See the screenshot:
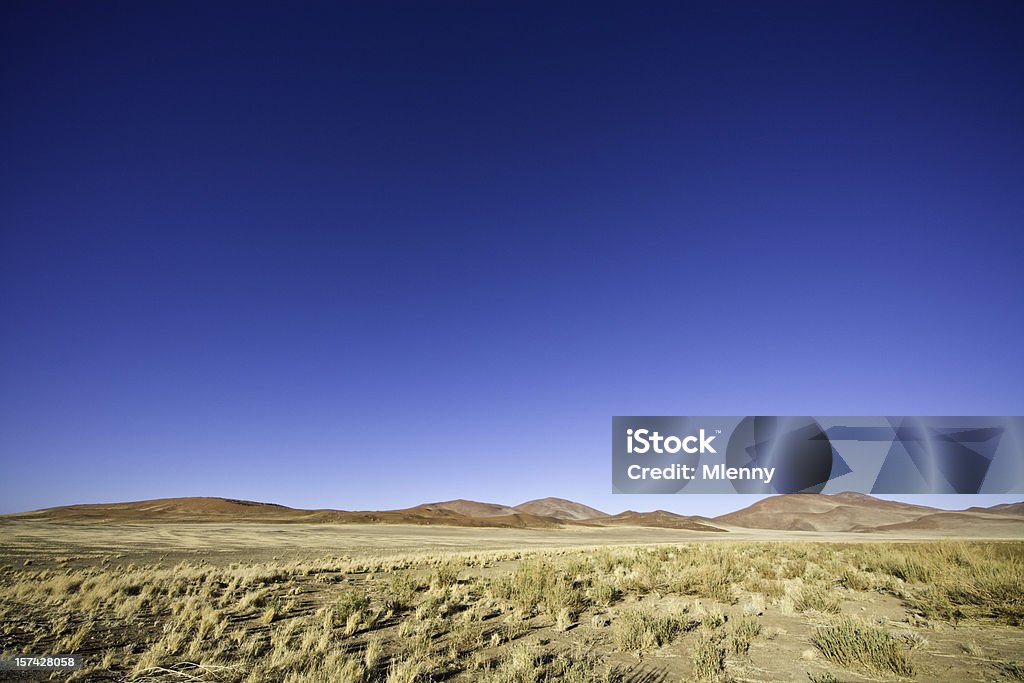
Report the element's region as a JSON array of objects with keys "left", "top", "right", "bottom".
[{"left": 1, "top": 507, "right": 1023, "bottom": 683}]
